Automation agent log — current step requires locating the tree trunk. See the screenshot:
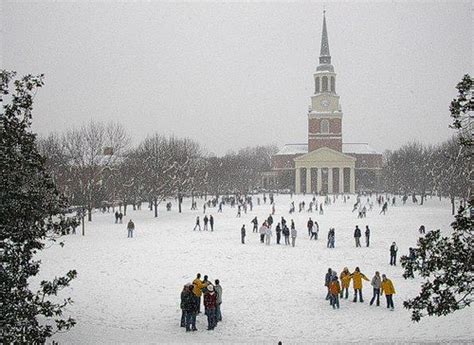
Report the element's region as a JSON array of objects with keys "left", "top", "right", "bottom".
[
  {"left": 88, "top": 205, "right": 92, "bottom": 222},
  {"left": 133, "top": 203, "right": 136, "bottom": 211},
  {"left": 154, "top": 198, "right": 158, "bottom": 218},
  {"left": 451, "top": 196, "right": 455, "bottom": 215},
  {"left": 124, "top": 204, "right": 127, "bottom": 216},
  {"left": 420, "top": 192, "right": 424, "bottom": 205}
]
